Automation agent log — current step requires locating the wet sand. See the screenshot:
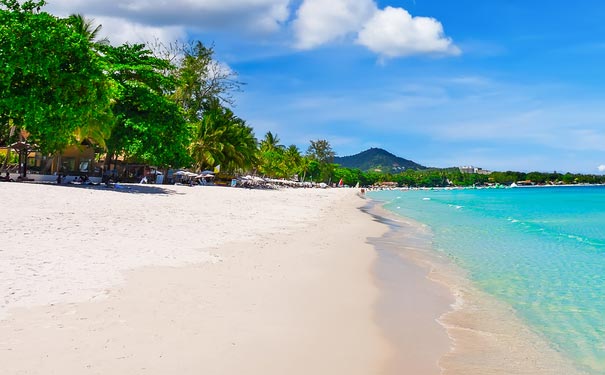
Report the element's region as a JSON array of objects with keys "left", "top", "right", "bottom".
[
  {"left": 367, "top": 197, "right": 589, "bottom": 375},
  {"left": 365, "top": 202, "right": 454, "bottom": 375}
]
